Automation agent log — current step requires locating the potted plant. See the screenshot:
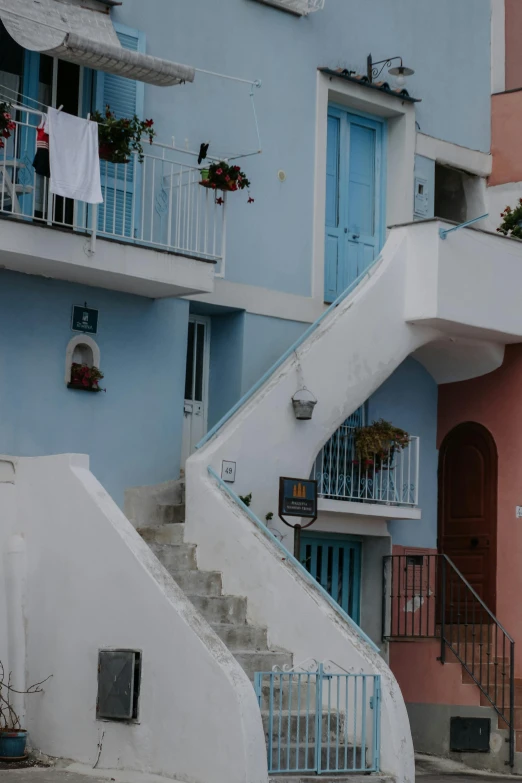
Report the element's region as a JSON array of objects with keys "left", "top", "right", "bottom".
[
  {"left": 200, "top": 161, "right": 254, "bottom": 204},
  {"left": 68, "top": 362, "right": 105, "bottom": 392},
  {"left": 91, "top": 105, "right": 156, "bottom": 164},
  {"left": 0, "top": 102, "right": 16, "bottom": 150},
  {"left": 497, "top": 200, "right": 522, "bottom": 240},
  {"left": 0, "top": 660, "right": 51, "bottom": 760},
  {"left": 353, "top": 419, "right": 410, "bottom": 472}
]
